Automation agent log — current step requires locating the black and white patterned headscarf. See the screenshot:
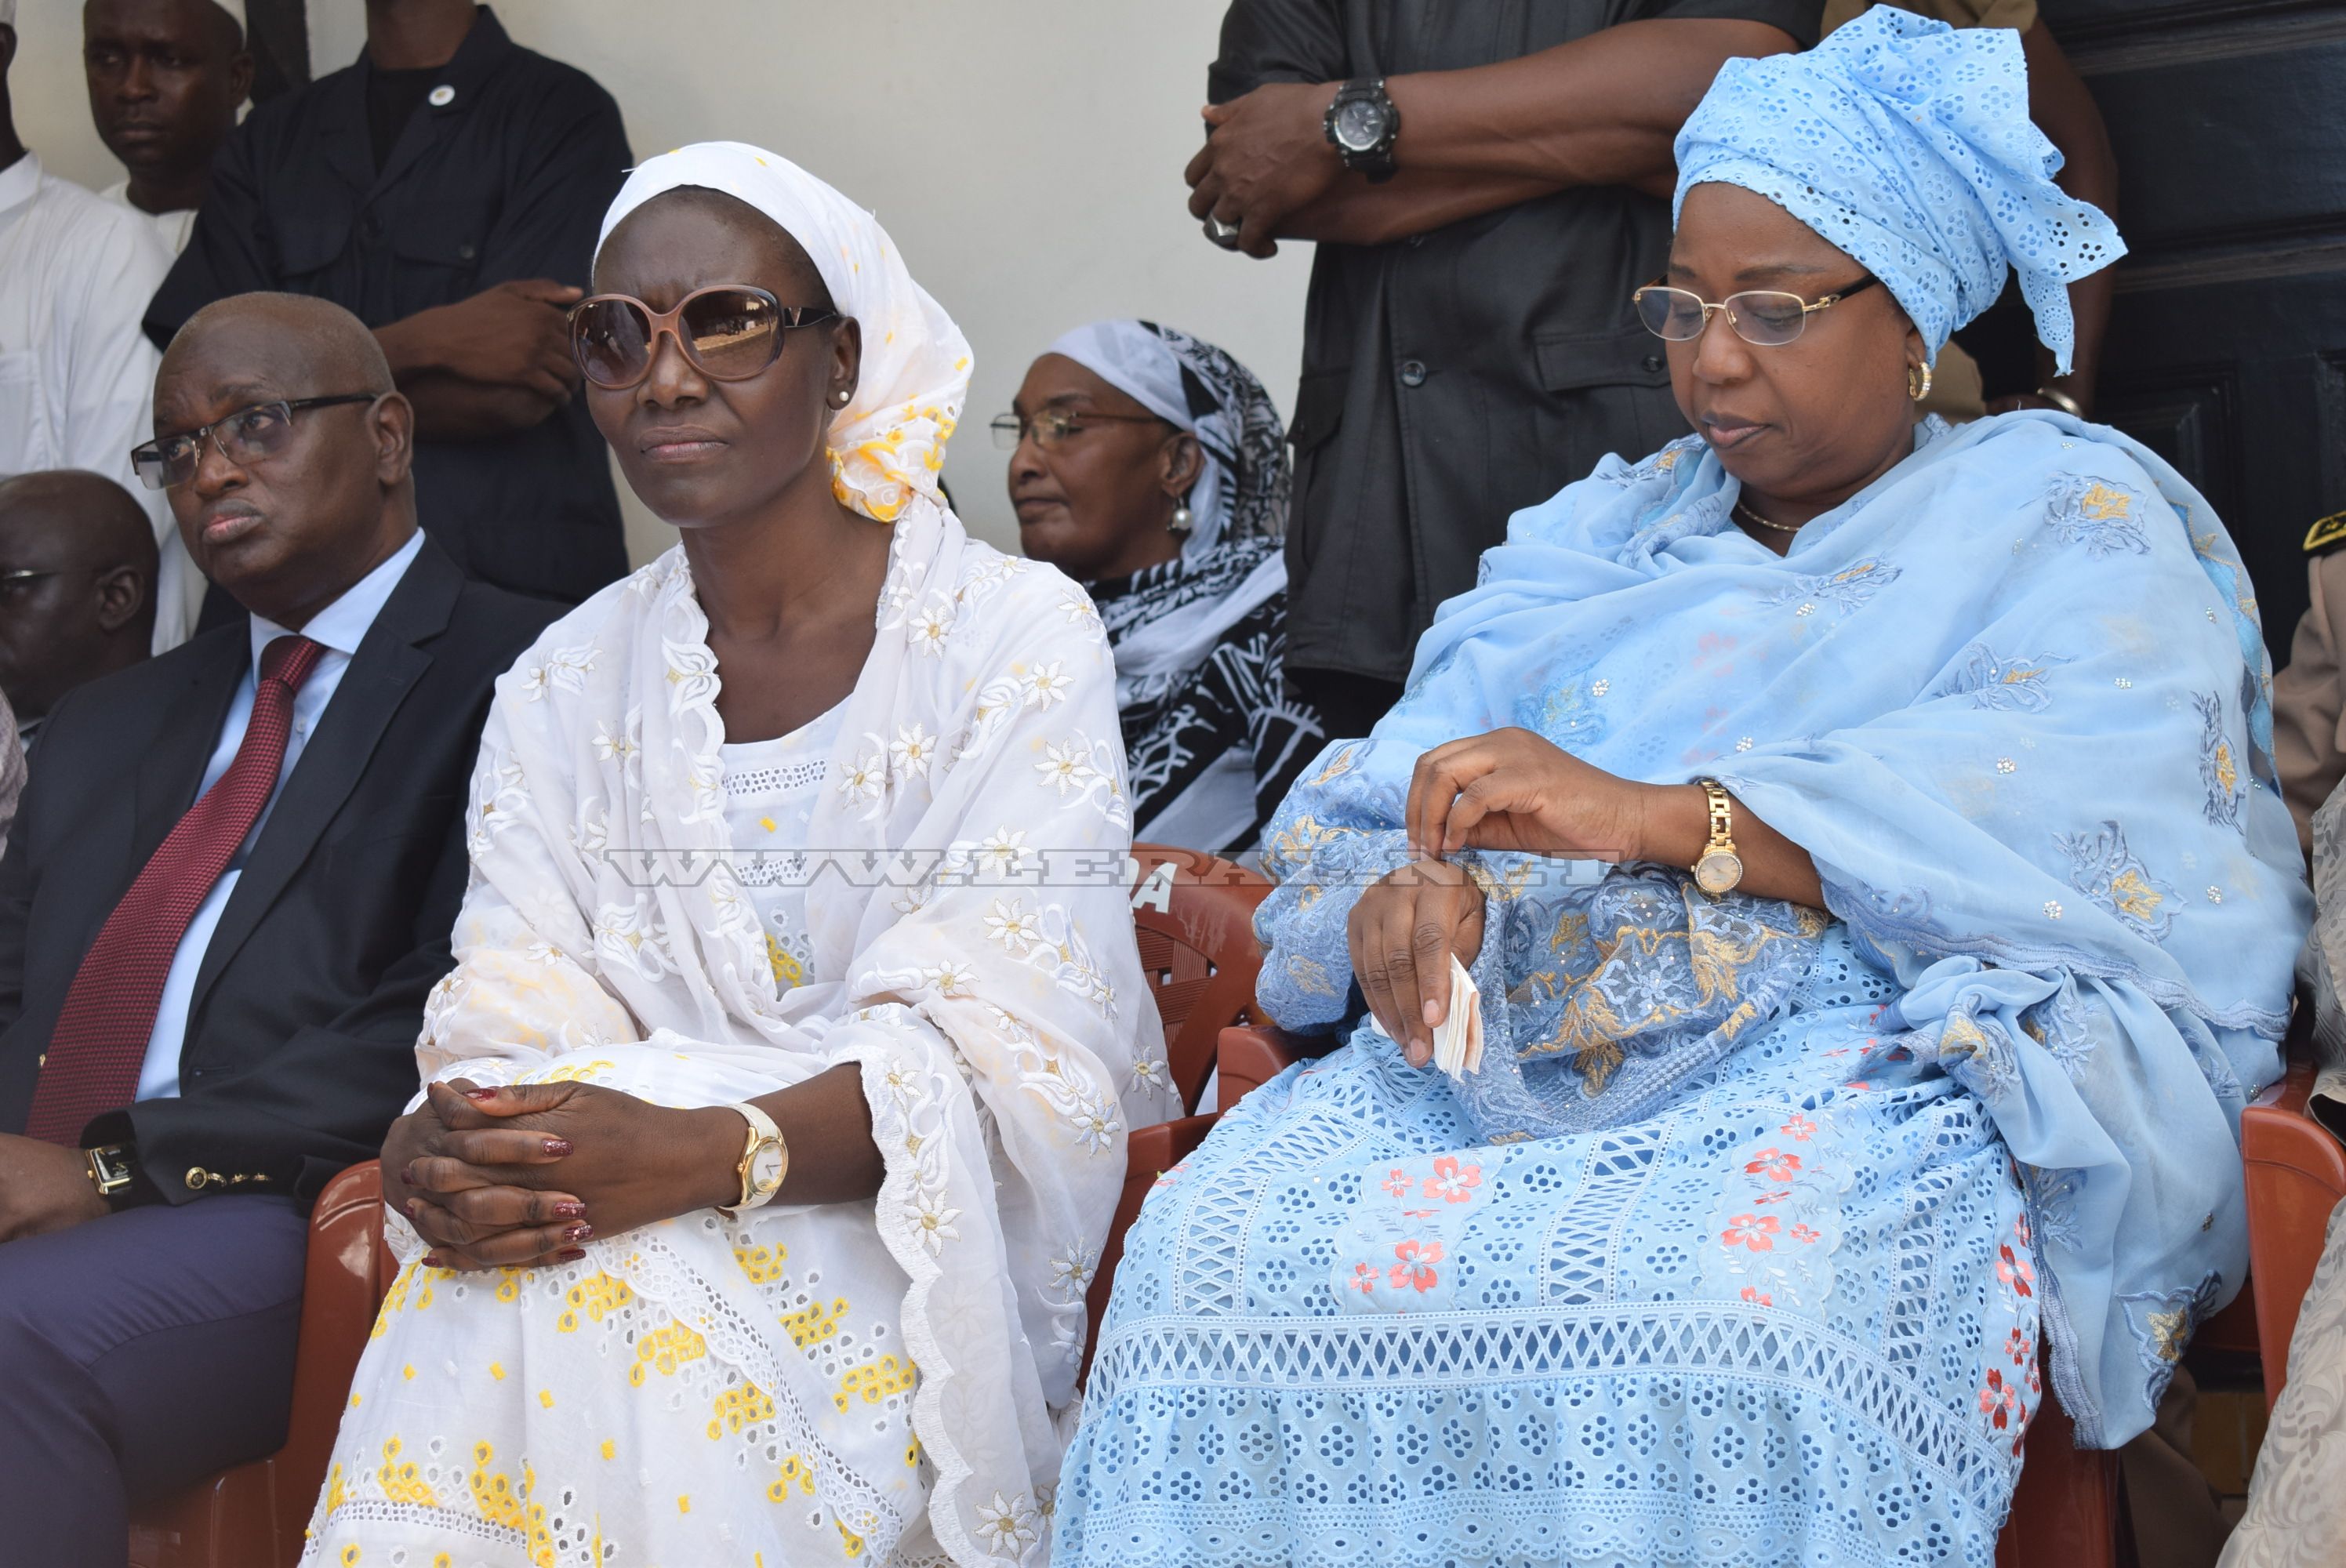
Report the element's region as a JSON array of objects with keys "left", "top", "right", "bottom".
[
  {"left": 1043, "top": 321, "right": 1318, "bottom": 853},
  {"left": 1044, "top": 320, "right": 1291, "bottom": 711}
]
